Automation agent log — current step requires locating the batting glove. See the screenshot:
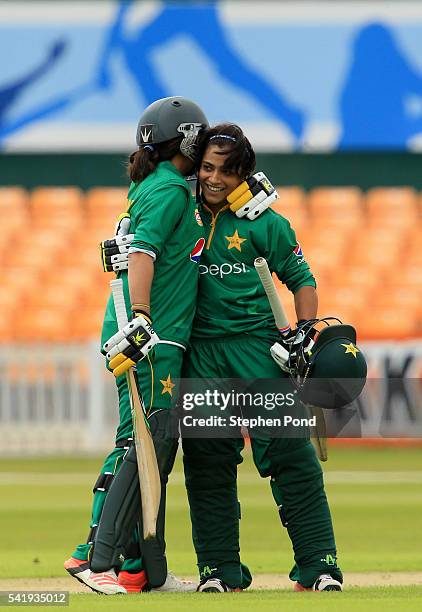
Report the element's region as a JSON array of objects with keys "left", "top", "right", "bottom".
[
  {"left": 270, "top": 320, "right": 317, "bottom": 374},
  {"left": 227, "top": 171, "right": 279, "bottom": 220},
  {"left": 100, "top": 212, "right": 134, "bottom": 272},
  {"left": 100, "top": 234, "right": 132, "bottom": 272},
  {"left": 103, "top": 311, "right": 159, "bottom": 377}
]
